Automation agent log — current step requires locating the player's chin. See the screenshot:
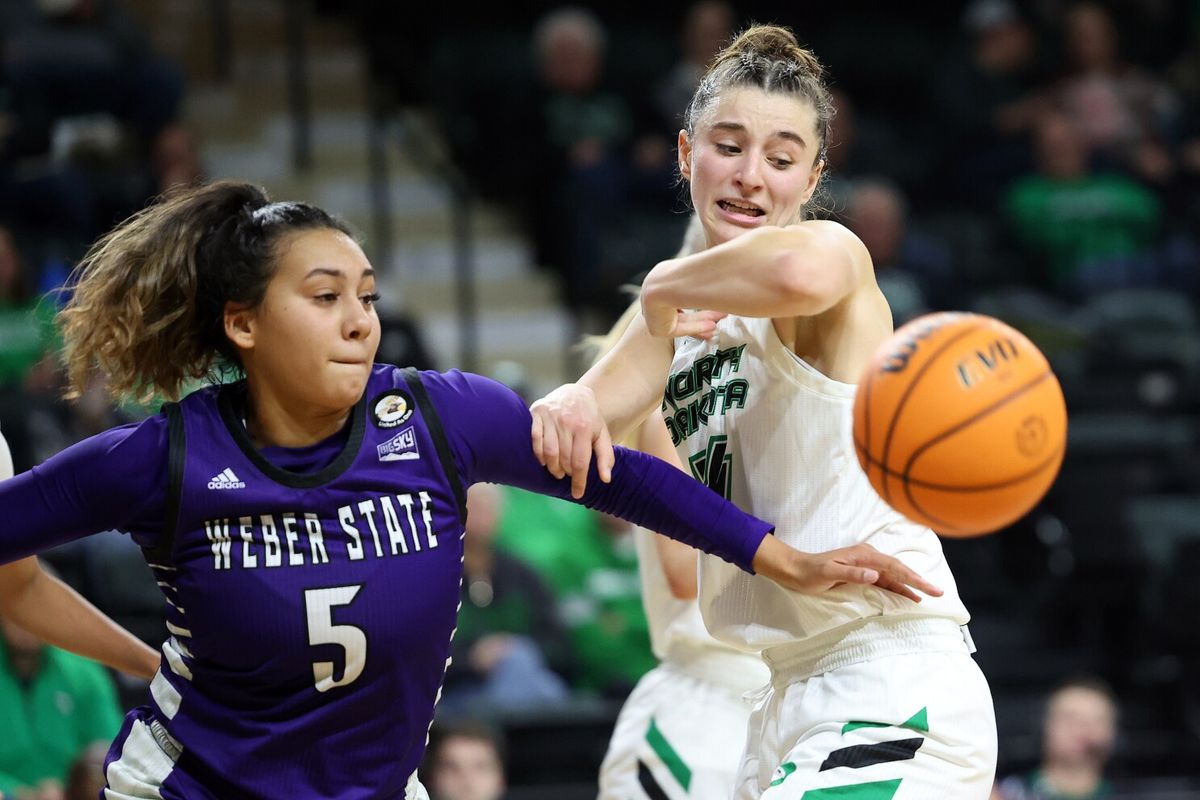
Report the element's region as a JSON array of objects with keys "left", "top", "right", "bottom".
[{"left": 326, "top": 362, "right": 372, "bottom": 402}]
